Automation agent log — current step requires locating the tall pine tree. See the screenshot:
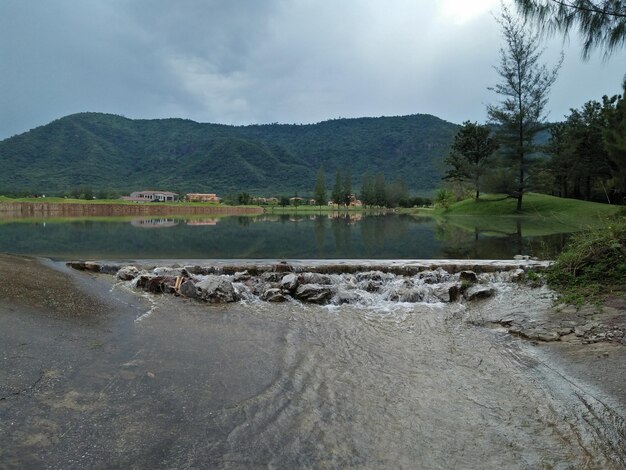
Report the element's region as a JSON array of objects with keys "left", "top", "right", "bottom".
[{"left": 487, "top": 6, "right": 562, "bottom": 211}]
